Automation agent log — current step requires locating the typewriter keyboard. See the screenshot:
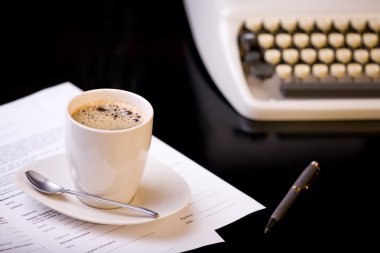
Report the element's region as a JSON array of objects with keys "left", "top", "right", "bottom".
[{"left": 238, "top": 17, "right": 380, "bottom": 98}]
